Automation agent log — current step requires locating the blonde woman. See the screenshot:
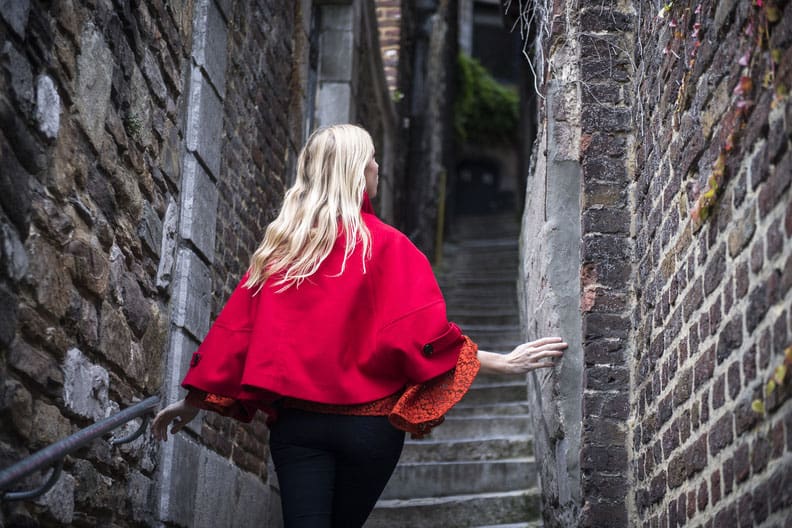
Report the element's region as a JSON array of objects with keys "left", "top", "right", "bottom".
[{"left": 152, "top": 124, "right": 567, "bottom": 527}]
